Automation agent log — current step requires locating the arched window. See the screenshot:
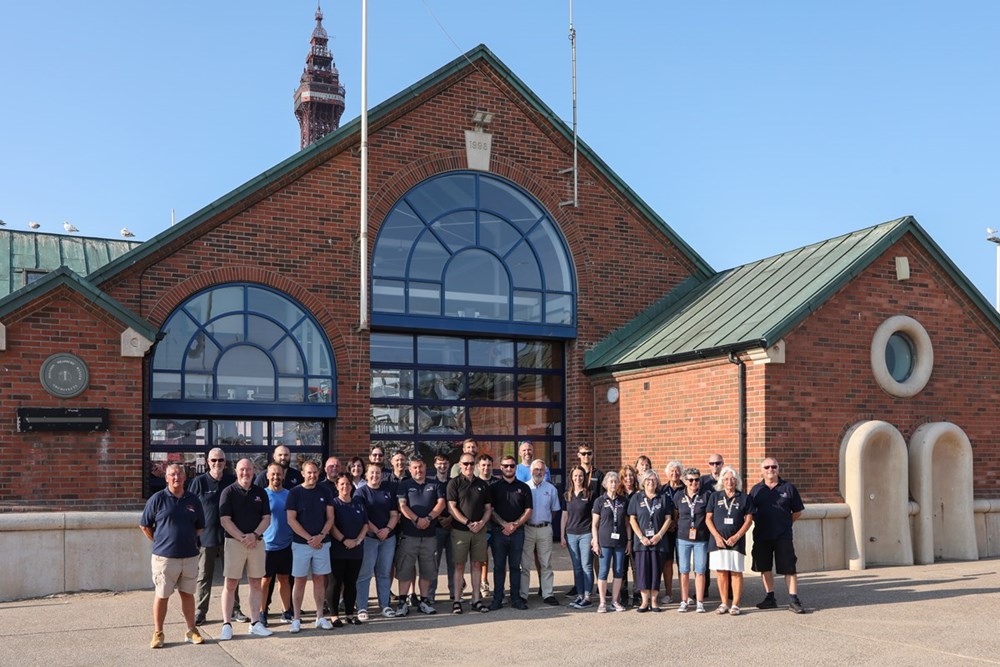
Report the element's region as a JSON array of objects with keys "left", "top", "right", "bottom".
[
  {"left": 372, "top": 172, "right": 576, "bottom": 337},
  {"left": 150, "top": 284, "right": 336, "bottom": 418}
]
